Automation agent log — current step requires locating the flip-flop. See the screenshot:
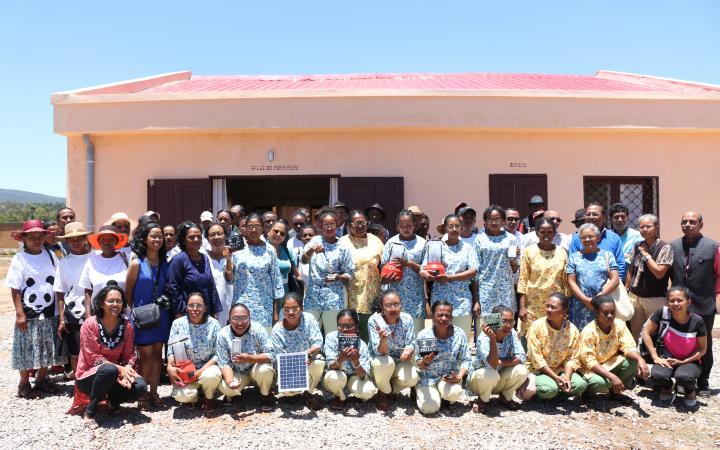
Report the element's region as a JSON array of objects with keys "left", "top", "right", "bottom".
[
  {"left": 472, "top": 399, "right": 487, "bottom": 414},
  {"left": 17, "top": 382, "right": 34, "bottom": 399}
]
